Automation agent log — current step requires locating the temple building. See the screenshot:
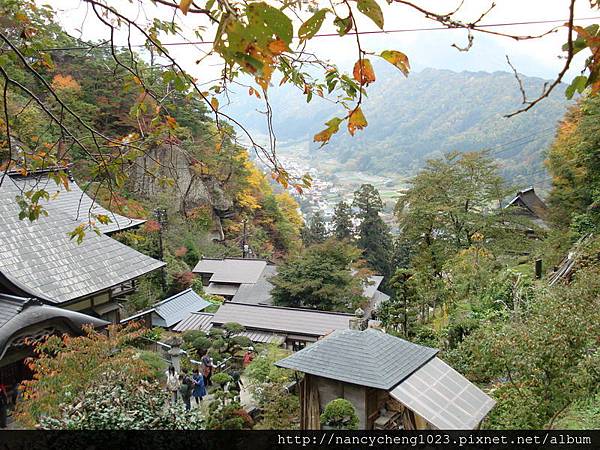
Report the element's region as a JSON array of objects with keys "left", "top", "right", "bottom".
[
  {"left": 192, "top": 257, "right": 389, "bottom": 315},
  {"left": 276, "top": 328, "right": 495, "bottom": 430},
  {"left": 0, "top": 170, "right": 165, "bottom": 390},
  {"left": 0, "top": 293, "right": 108, "bottom": 394},
  {"left": 0, "top": 171, "right": 164, "bottom": 324}
]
